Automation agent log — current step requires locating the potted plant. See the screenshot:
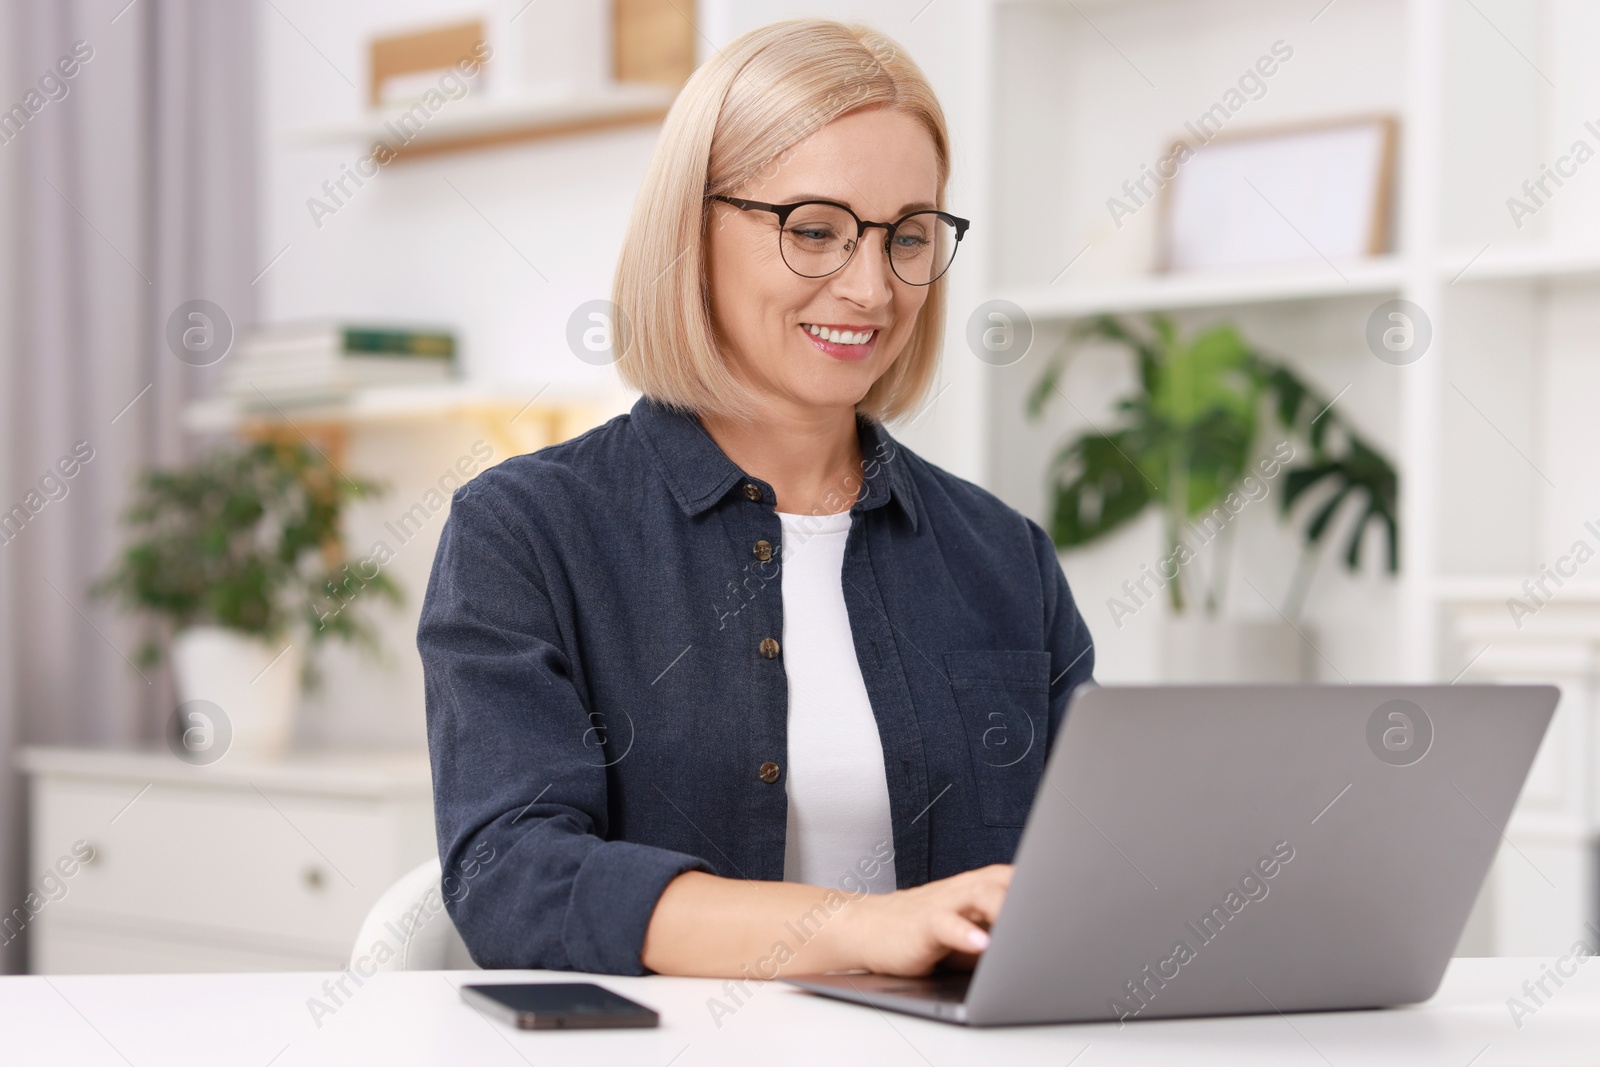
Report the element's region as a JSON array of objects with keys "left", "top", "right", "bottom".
[
  {"left": 1027, "top": 313, "right": 1399, "bottom": 681},
  {"left": 94, "top": 439, "right": 401, "bottom": 756}
]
